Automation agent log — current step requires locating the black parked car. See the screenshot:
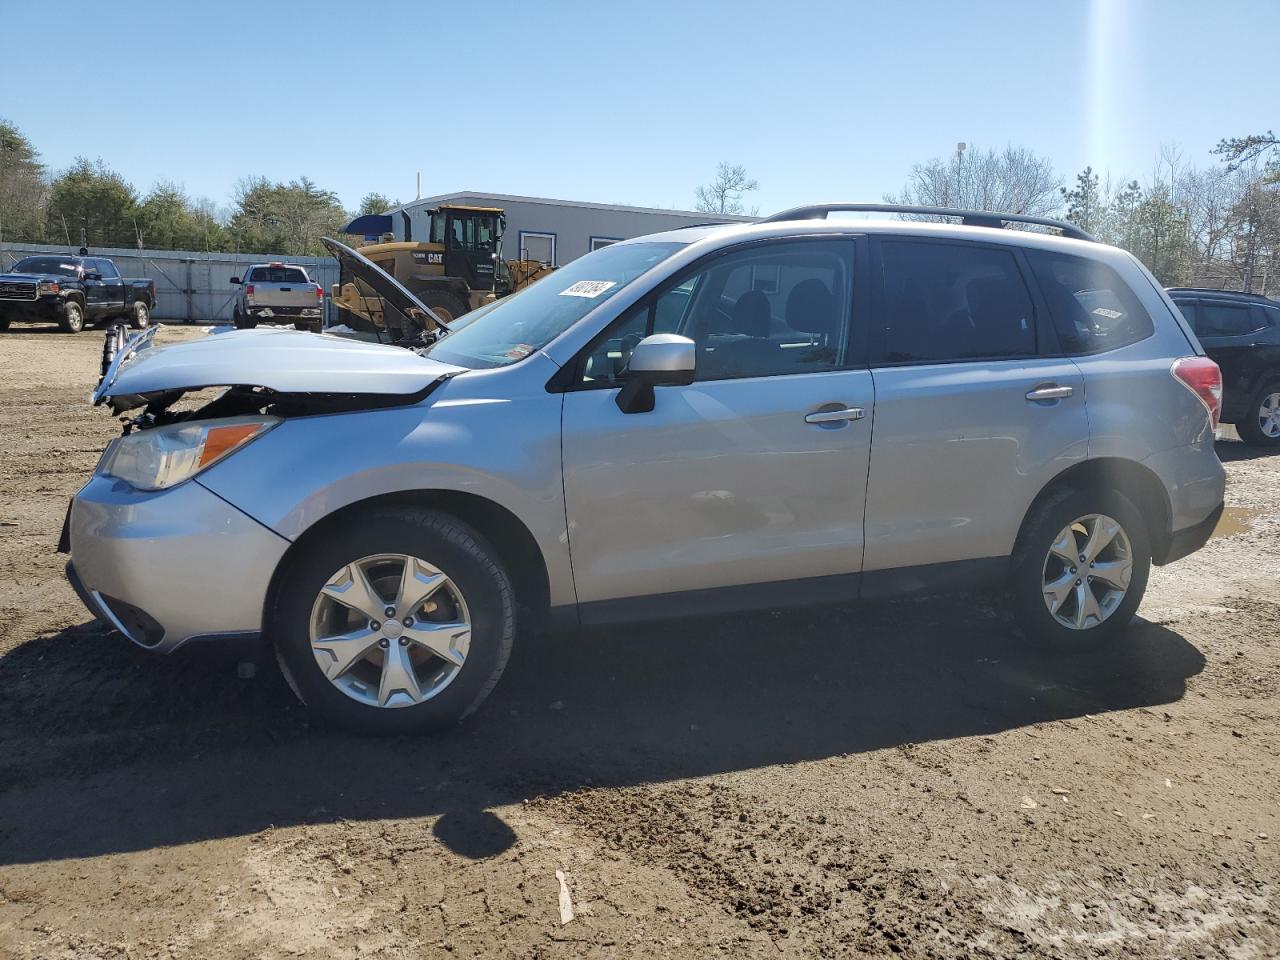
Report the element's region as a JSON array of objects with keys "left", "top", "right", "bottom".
[
  {"left": 1168, "top": 288, "right": 1280, "bottom": 447},
  {"left": 0, "top": 254, "right": 156, "bottom": 334}
]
